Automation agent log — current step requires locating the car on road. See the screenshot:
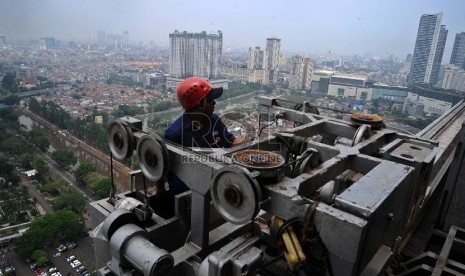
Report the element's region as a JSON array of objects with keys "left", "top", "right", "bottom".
[{"left": 53, "top": 252, "right": 61, "bottom": 257}]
